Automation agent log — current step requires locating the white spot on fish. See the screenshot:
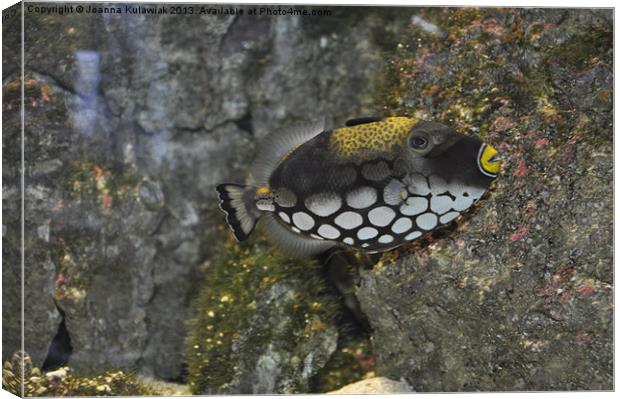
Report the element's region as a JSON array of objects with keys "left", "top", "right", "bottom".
[
  {"left": 257, "top": 200, "right": 275, "bottom": 212},
  {"left": 292, "top": 211, "right": 315, "bottom": 231},
  {"left": 428, "top": 175, "right": 449, "bottom": 195},
  {"left": 346, "top": 187, "right": 377, "bottom": 209},
  {"left": 416, "top": 213, "right": 438, "bottom": 230},
  {"left": 361, "top": 243, "right": 370, "bottom": 248},
  {"left": 469, "top": 187, "right": 485, "bottom": 199},
  {"left": 400, "top": 197, "right": 427, "bottom": 216},
  {"left": 451, "top": 184, "right": 484, "bottom": 200},
  {"left": 343, "top": 237, "right": 355, "bottom": 246},
  {"left": 334, "top": 211, "right": 363, "bottom": 230},
  {"left": 310, "top": 233, "right": 324, "bottom": 240},
  {"left": 278, "top": 212, "right": 290, "bottom": 224},
  {"left": 452, "top": 196, "right": 474, "bottom": 211},
  {"left": 405, "top": 230, "right": 422, "bottom": 241},
  {"left": 357, "top": 226, "right": 379, "bottom": 240},
  {"left": 318, "top": 224, "right": 341, "bottom": 239},
  {"left": 305, "top": 192, "right": 342, "bottom": 217},
  {"left": 378, "top": 234, "right": 394, "bottom": 244},
  {"left": 446, "top": 184, "right": 485, "bottom": 211},
  {"left": 391, "top": 217, "right": 413, "bottom": 234},
  {"left": 404, "top": 173, "right": 431, "bottom": 196},
  {"left": 445, "top": 183, "right": 468, "bottom": 197},
  {"left": 368, "top": 206, "right": 396, "bottom": 227},
  {"left": 430, "top": 195, "right": 453, "bottom": 214},
  {"left": 440, "top": 211, "right": 460, "bottom": 224},
  {"left": 291, "top": 226, "right": 301, "bottom": 234},
  {"left": 383, "top": 179, "right": 406, "bottom": 205}
]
